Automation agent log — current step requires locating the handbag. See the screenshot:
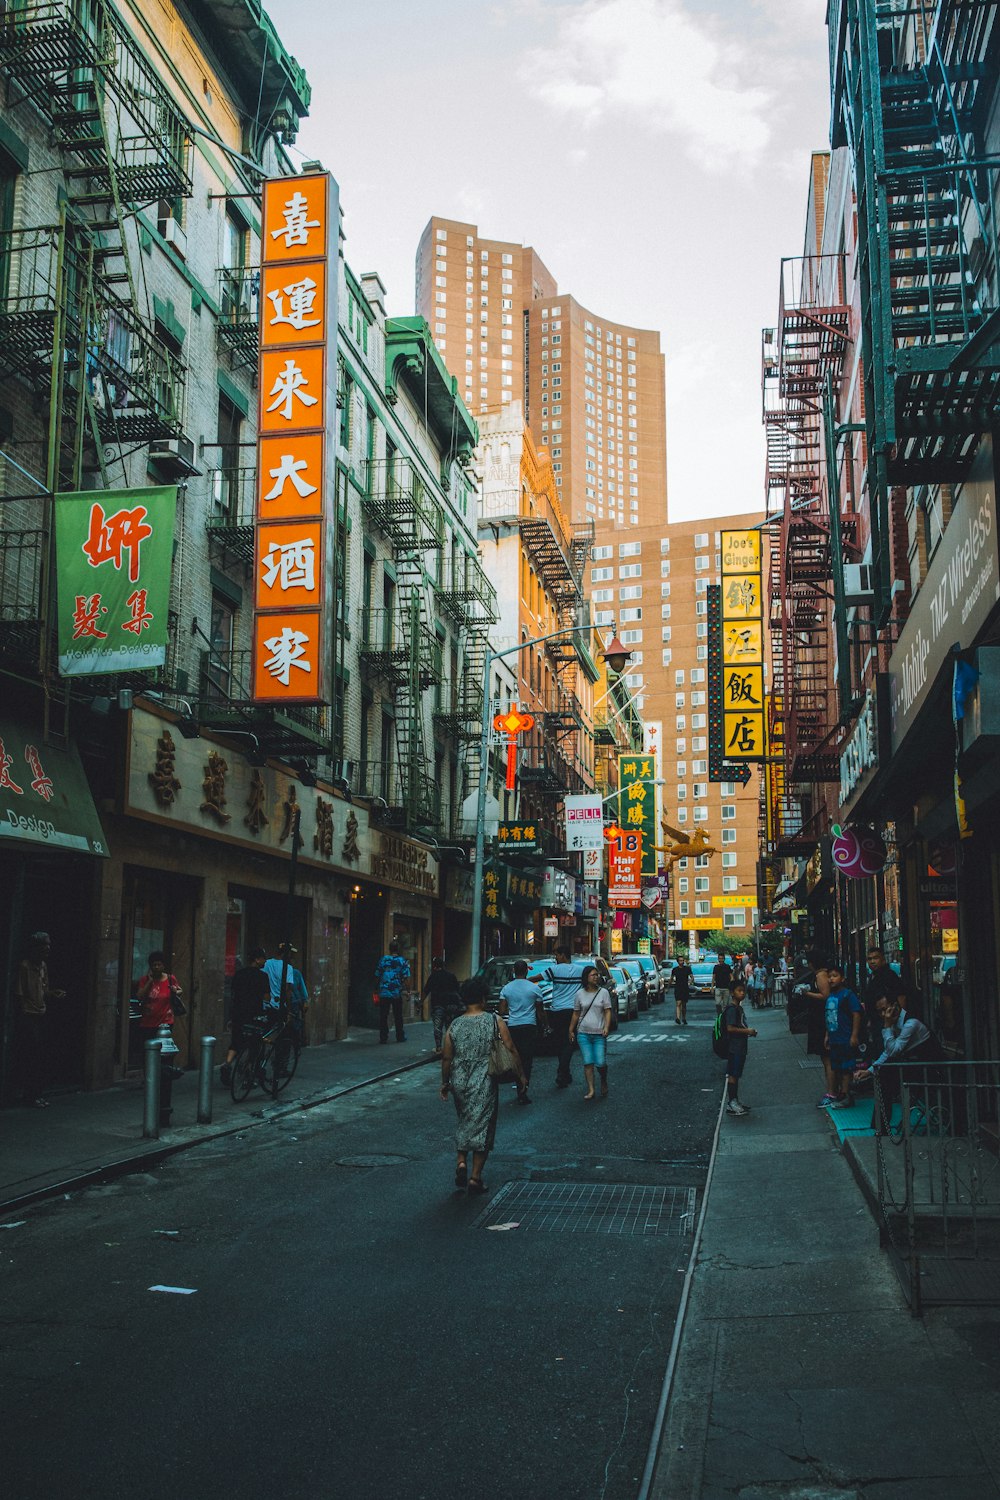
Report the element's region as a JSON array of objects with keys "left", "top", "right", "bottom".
[{"left": 488, "top": 1016, "right": 519, "bottom": 1082}]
